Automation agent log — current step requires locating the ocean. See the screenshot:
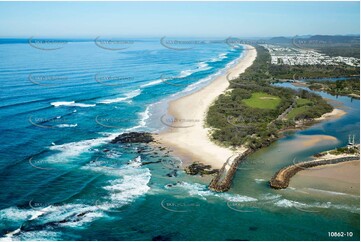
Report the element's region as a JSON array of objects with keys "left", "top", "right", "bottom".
[{"left": 0, "top": 39, "right": 359, "bottom": 241}]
